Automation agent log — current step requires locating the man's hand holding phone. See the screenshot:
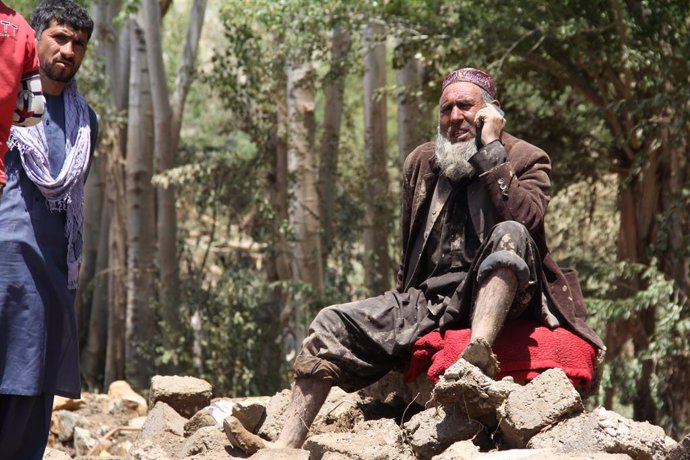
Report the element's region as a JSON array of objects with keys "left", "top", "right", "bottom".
[{"left": 474, "top": 97, "right": 505, "bottom": 148}]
